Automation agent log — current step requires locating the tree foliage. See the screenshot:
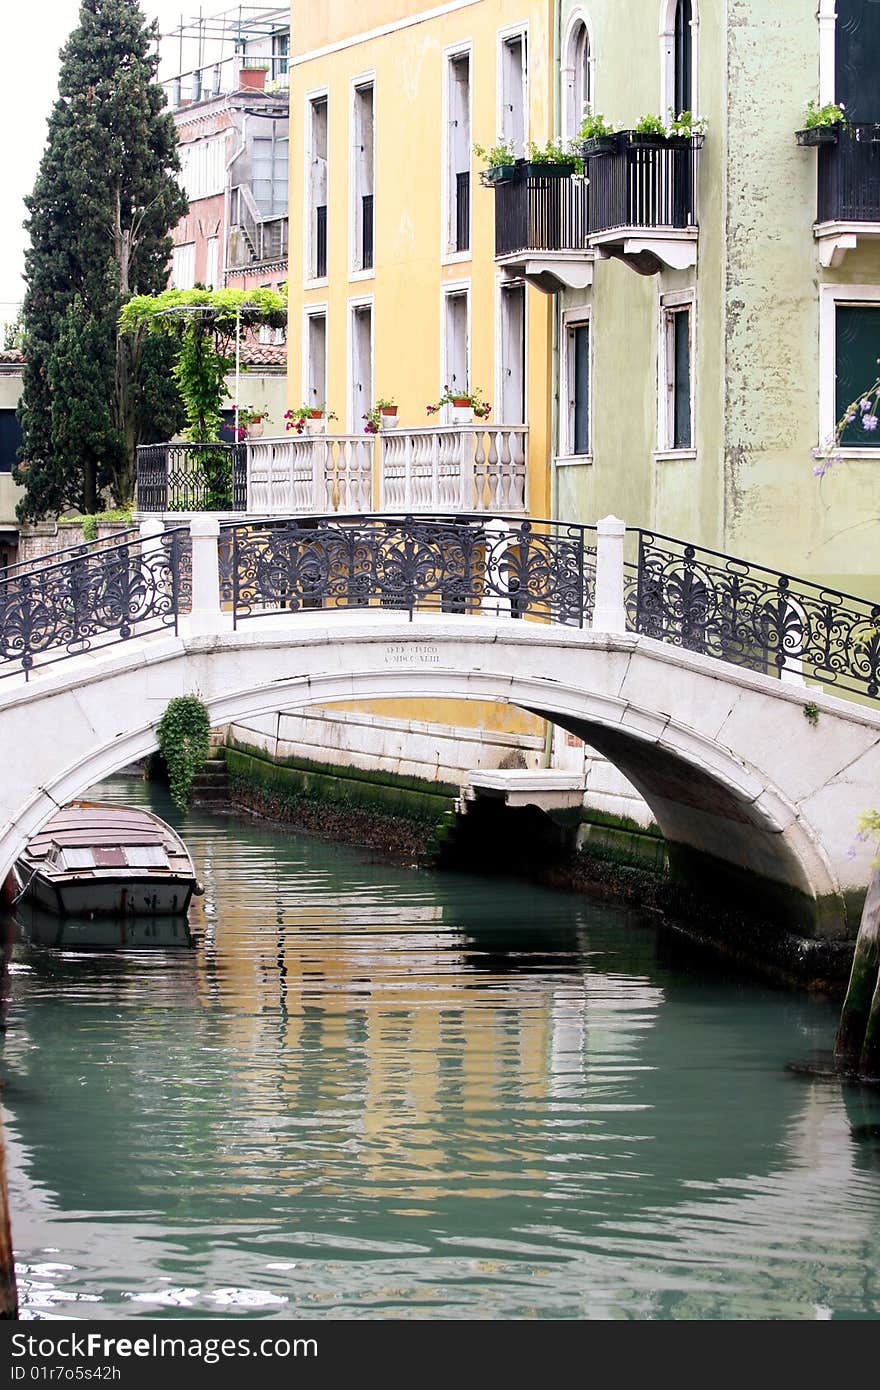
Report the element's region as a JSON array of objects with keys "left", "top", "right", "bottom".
[
  {"left": 17, "top": 0, "right": 187, "bottom": 521},
  {"left": 120, "top": 287, "right": 287, "bottom": 440}
]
